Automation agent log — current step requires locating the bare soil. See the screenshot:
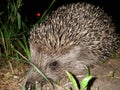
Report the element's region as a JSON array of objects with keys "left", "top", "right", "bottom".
[{"left": 0, "top": 59, "right": 29, "bottom": 90}]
